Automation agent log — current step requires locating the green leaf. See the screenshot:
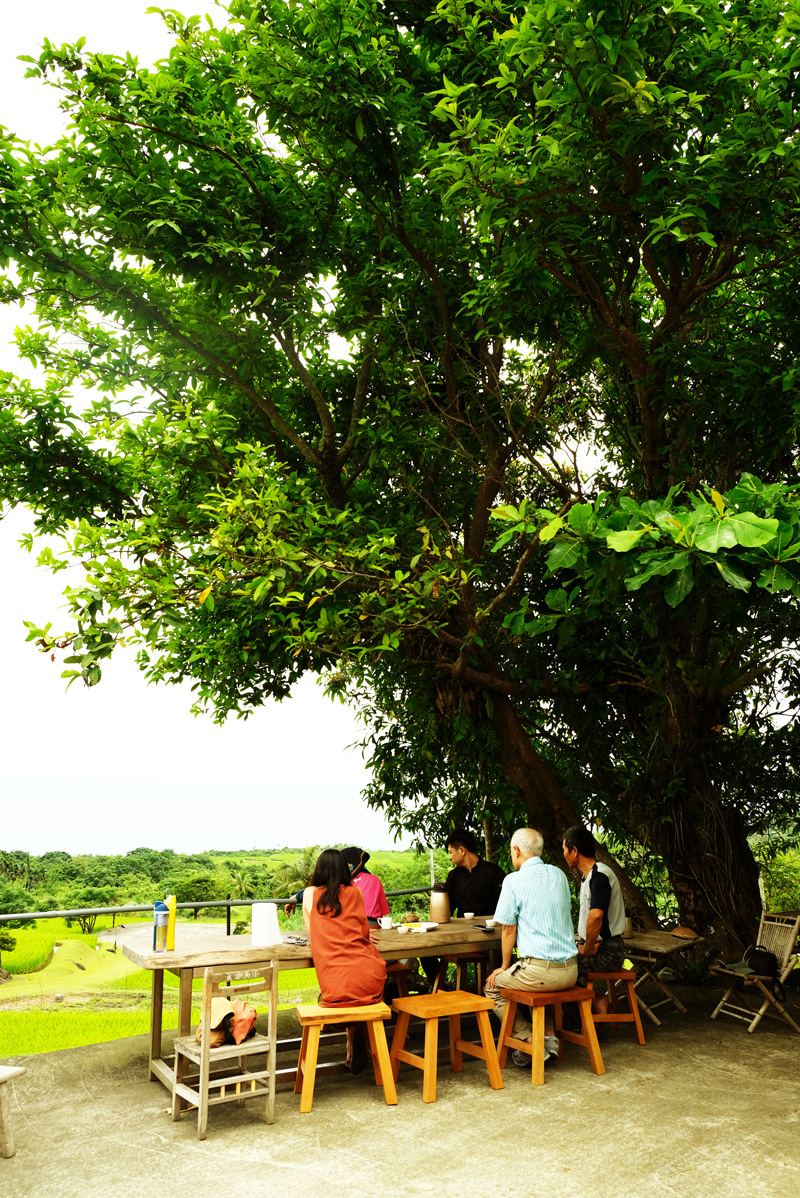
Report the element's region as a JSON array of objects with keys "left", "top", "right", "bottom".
[
  {"left": 606, "top": 529, "right": 650, "bottom": 552},
  {"left": 663, "top": 563, "right": 694, "bottom": 607},
  {"left": 538, "top": 516, "right": 563, "bottom": 542},
  {"left": 725, "top": 512, "right": 779, "bottom": 548},
  {"left": 567, "top": 503, "right": 593, "bottom": 535},
  {"left": 756, "top": 564, "right": 798, "bottom": 593},
  {"left": 714, "top": 559, "right": 751, "bottom": 591},
  {"left": 624, "top": 552, "right": 686, "bottom": 592},
  {"left": 693, "top": 519, "right": 738, "bottom": 553},
  {"left": 546, "top": 541, "right": 581, "bottom": 572}
]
